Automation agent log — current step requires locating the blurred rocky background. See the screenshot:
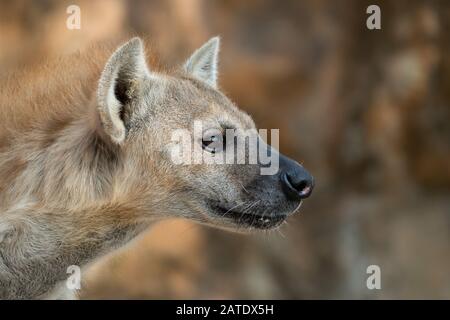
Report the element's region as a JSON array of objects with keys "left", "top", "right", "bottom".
[{"left": 0, "top": 0, "right": 449, "bottom": 298}]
